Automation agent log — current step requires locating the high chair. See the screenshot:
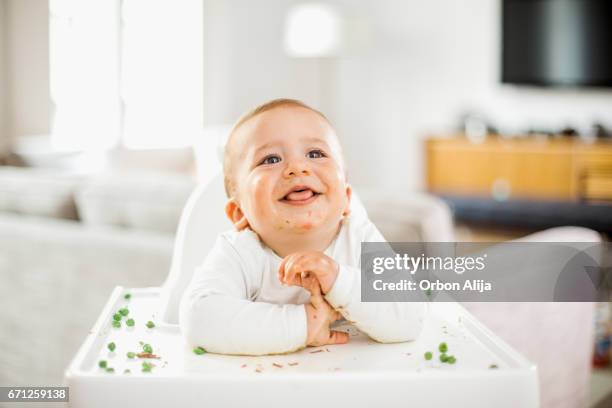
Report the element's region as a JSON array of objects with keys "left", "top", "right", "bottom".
[{"left": 64, "top": 168, "right": 539, "bottom": 408}]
